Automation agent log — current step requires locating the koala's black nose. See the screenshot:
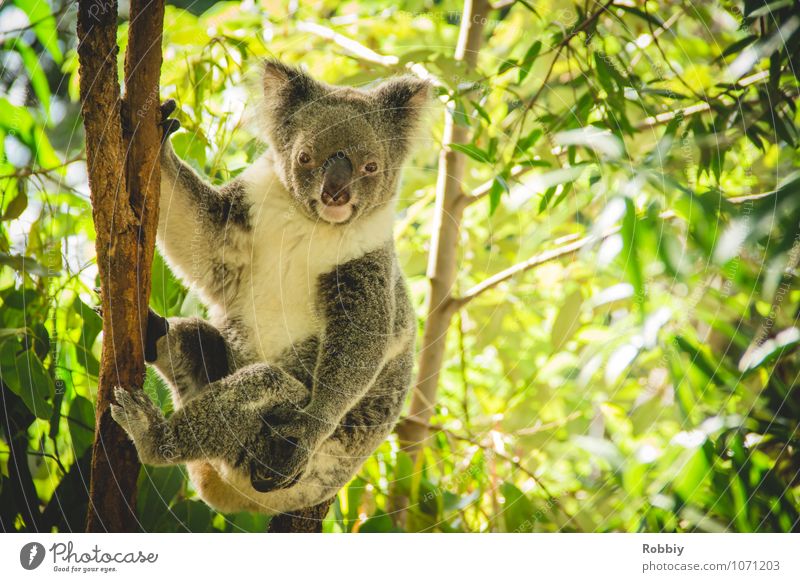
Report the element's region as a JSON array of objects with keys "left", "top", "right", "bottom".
[{"left": 321, "top": 153, "right": 352, "bottom": 207}]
